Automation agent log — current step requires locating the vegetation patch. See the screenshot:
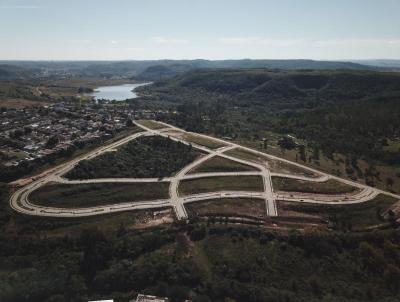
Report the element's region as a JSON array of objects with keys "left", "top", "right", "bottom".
[
  {"left": 189, "top": 156, "right": 258, "bottom": 174},
  {"left": 65, "top": 136, "right": 200, "bottom": 179},
  {"left": 278, "top": 194, "right": 399, "bottom": 230},
  {"left": 136, "top": 119, "right": 167, "bottom": 130},
  {"left": 30, "top": 182, "right": 170, "bottom": 208},
  {"left": 179, "top": 175, "right": 264, "bottom": 196},
  {"left": 225, "top": 148, "right": 317, "bottom": 177},
  {"left": 182, "top": 133, "right": 226, "bottom": 149},
  {"left": 272, "top": 177, "right": 356, "bottom": 194},
  {"left": 186, "top": 198, "right": 266, "bottom": 218}
]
